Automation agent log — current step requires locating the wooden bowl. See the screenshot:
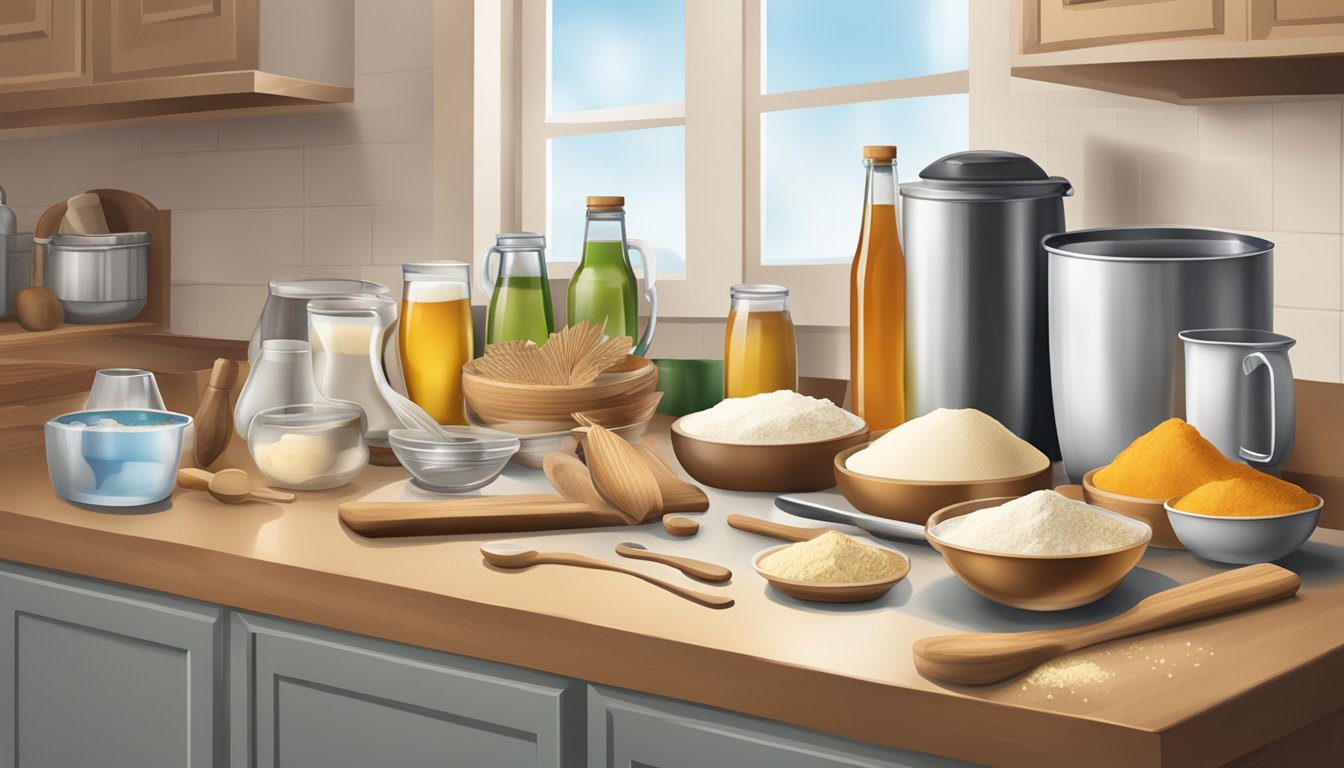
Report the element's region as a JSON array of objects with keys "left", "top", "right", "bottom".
[
  {"left": 926, "top": 497, "right": 1152, "bottom": 611},
  {"left": 833, "top": 443, "right": 1051, "bottom": 525},
  {"left": 463, "top": 356, "right": 657, "bottom": 422},
  {"left": 1082, "top": 468, "right": 1184, "bottom": 549},
  {"left": 751, "top": 543, "right": 909, "bottom": 603},
  {"left": 669, "top": 421, "right": 869, "bottom": 492}
]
